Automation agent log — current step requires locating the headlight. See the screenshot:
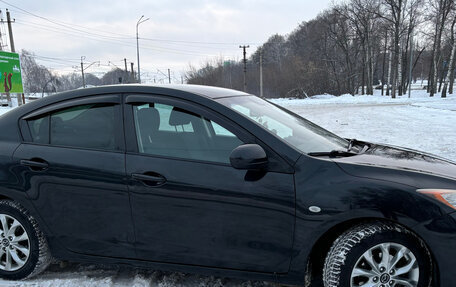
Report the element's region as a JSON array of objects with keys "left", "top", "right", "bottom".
[{"left": 417, "top": 189, "right": 456, "bottom": 209}]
